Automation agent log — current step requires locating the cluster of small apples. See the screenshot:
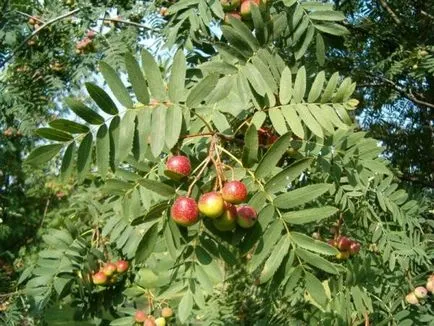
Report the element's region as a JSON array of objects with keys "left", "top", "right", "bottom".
[
  {"left": 134, "top": 307, "right": 173, "bottom": 326},
  {"left": 328, "top": 236, "right": 361, "bottom": 260},
  {"left": 91, "top": 260, "right": 129, "bottom": 286},
  {"left": 221, "top": 0, "right": 268, "bottom": 23},
  {"left": 258, "top": 127, "right": 278, "bottom": 146},
  {"left": 3, "top": 127, "right": 22, "bottom": 138},
  {"left": 165, "top": 156, "right": 258, "bottom": 231},
  {"left": 28, "top": 16, "right": 42, "bottom": 29},
  {"left": 75, "top": 31, "right": 96, "bottom": 55},
  {"left": 405, "top": 274, "right": 434, "bottom": 305}
]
